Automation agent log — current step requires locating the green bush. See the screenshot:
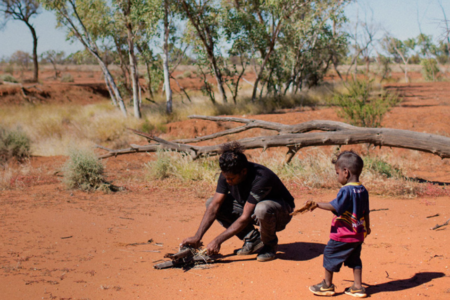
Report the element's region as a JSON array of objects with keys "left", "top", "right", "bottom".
[
  {"left": 333, "top": 80, "right": 400, "bottom": 127},
  {"left": 140, "top": 119, "right": 167, "bottom": 134},
  {"left": 183, "top": 71, "right": 192, "bottom": 78},
  {"left": 0, "top": 126, "right": 31, "bottom": 163},
  {"left": 60, "top": 73, "right": 74, "bottom": 83},
  {"left": 63, "top": 148, "right": 109, "bottom": 191},
  {"left": 363, "top": 156, "right": 403, "bottom": 178},
  {"left": 0, "top": 74, "right": 19, "bottom": 83},
  {"left": 420, "top": 58, "right": 440, "bottom": 81},
  {"left": 4, "top": 64, "right": 14, "bottom": 75}
]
